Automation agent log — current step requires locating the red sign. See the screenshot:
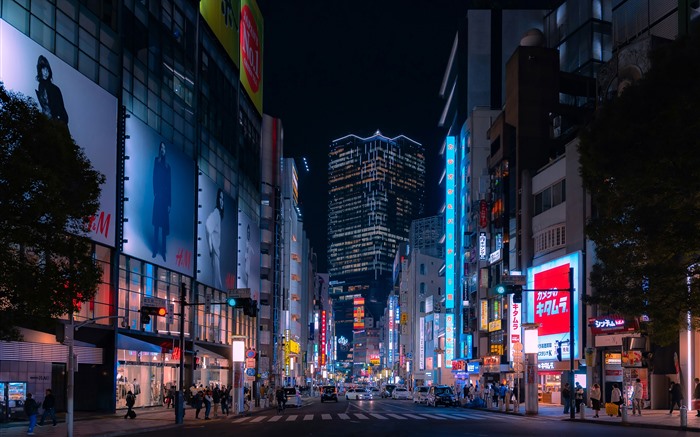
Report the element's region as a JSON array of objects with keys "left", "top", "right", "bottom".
[
  {"left": 320, "top": 310, "right": 327, "bottom": 366},
  {"left": 452, "top": 360, "right": 466, "bottom": 371},
  {"left": 241, "top": 5, "right": 261, "bottom": 93},
  {"left": 479, "top": 200, "right": 488, "bottom": 228},
  {"left": 533, "top": 264, "right": 570, "bottom": 336}
]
